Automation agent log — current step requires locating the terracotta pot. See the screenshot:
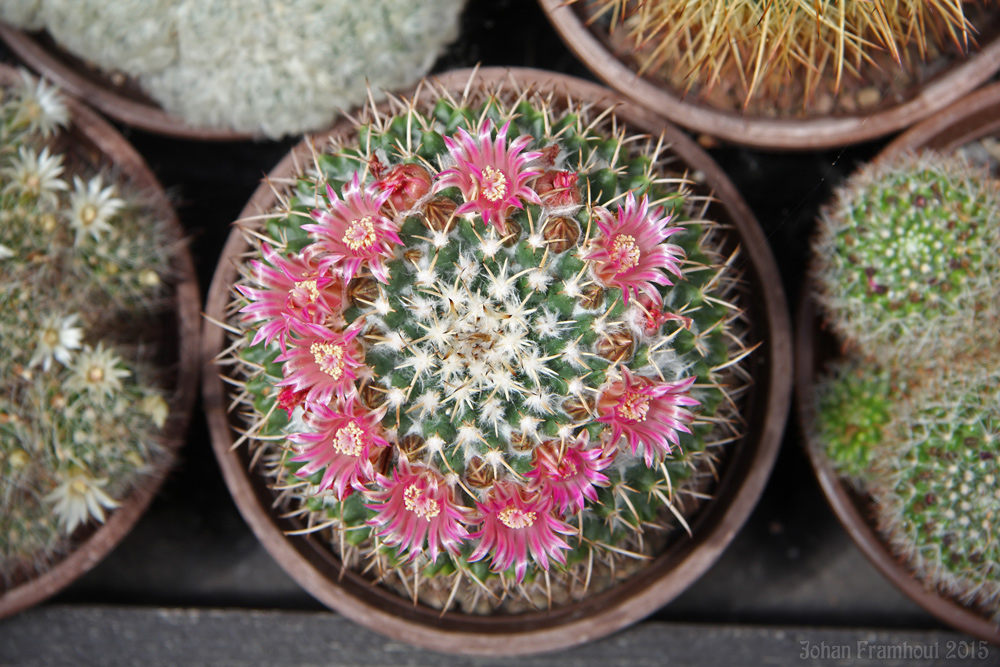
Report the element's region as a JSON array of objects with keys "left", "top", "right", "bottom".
[
  {"left": 0, "top": 65, "right": 201, "bottom": 618},
  {"left": 538, "top": 0, "right": 1000, "bottom": 151},
  {"left": 795, "top": 83, "right": 1000, "bottom": 643},
  {"left": 202, "top": 67, "right": 792, "bottom": 655},
  {"left": 0, "top": 25, "right": 254, "bottom": 141}
]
